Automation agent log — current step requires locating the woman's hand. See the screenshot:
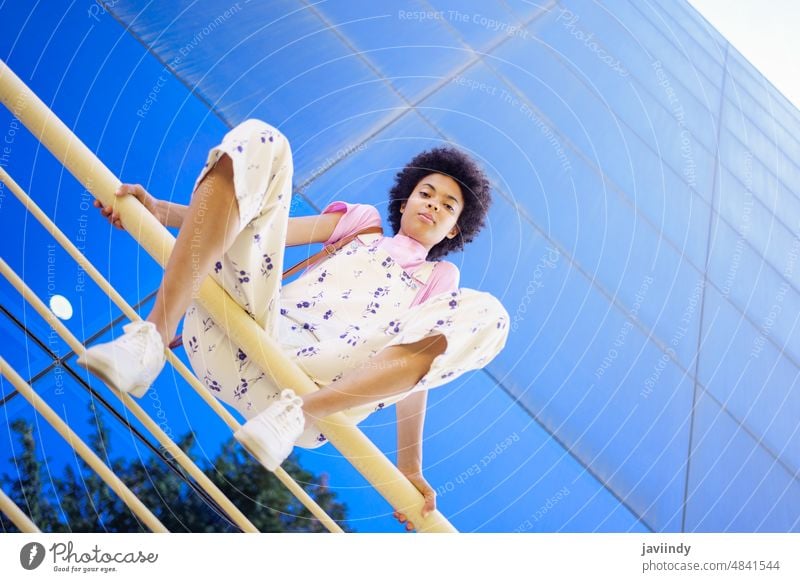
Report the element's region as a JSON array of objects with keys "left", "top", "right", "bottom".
[
  {"left": 94, "top": 183, "right": 162, "bottom": 229},
  {"left": 393, "top": 468, "right": 437, "bottom": 532}
]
